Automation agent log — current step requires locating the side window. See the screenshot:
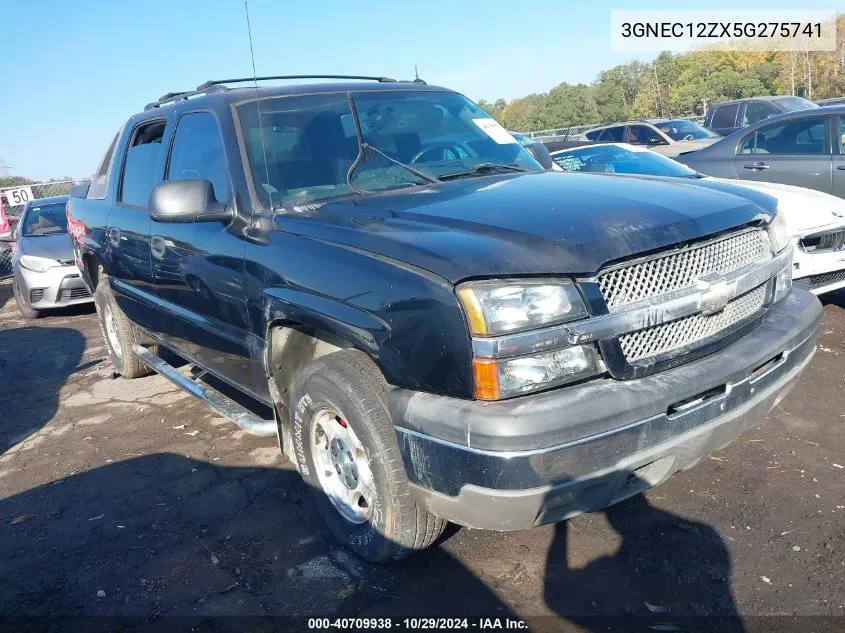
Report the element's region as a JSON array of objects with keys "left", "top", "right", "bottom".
[
  {"left": 599, "top": 126, "right": 624, "bottom": 142},
  {"left": 585, "top": 129, "right": 603, "bottom": 141},
  {"left": 88, "top": 130, "right": 121, "bottom": 200},
  {"left": 627, "top": 125, "right": 653, "bottom": 144},
  {"left": 711, "top": 104, "right": 739, "bottom": 130},
  {"left": 748, "top": 117, "right": 827, "bottom": 155},
  {"left": 119, "top": 120, "right": 166, "bottom": 207},
  {"left": 166, "top": 112, "right": 230, "bottom": 203},
  {"left": 742, "top": 102, "right": 776, "bottom": 126}
]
